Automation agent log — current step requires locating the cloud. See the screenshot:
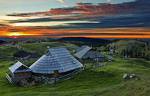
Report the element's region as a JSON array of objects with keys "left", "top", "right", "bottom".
[
  {"left": 107, "top": 0, "right": 111, "bottom": 3},
  {"left": 57, "top": 0, "right": 65, "bottom": 3}
]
